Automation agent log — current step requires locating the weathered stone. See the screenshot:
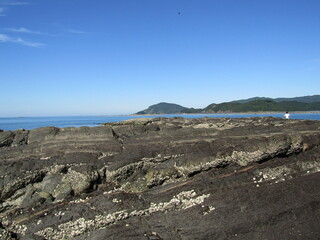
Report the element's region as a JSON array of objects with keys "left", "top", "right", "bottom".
[
  {"left": 0, "top": 223, "right": 16, "bottom": 240},
  {"left": 20, "top": 185, "right": 53, "bottom": 208},
  {"left": 0, "top": 117, "right": 320, "bottom": 239},
  {"left": 0, "top": 131, "right": 14, "bottom": 147},
  {"left": 12, "top": 130, "right": 29, "bottom": 146}
]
